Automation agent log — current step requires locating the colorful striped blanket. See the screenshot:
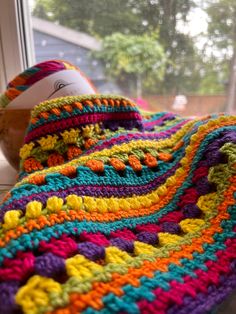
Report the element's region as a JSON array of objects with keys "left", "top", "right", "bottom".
[{"left": 0, "top": 95, "right": 236, "bottom": 314}]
